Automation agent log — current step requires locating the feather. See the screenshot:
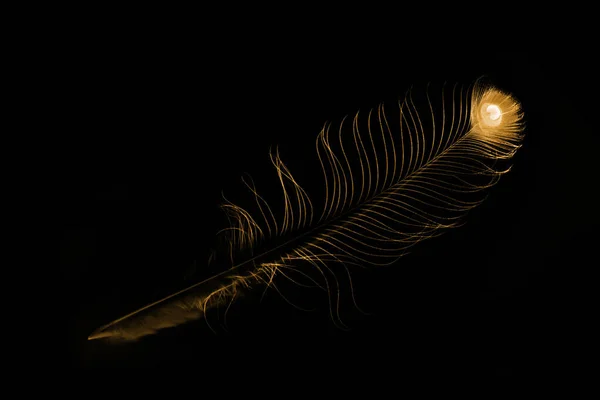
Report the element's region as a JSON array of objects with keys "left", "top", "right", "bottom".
[{"left": 88, "top": 79, "right": 525, "bottom": 341}]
